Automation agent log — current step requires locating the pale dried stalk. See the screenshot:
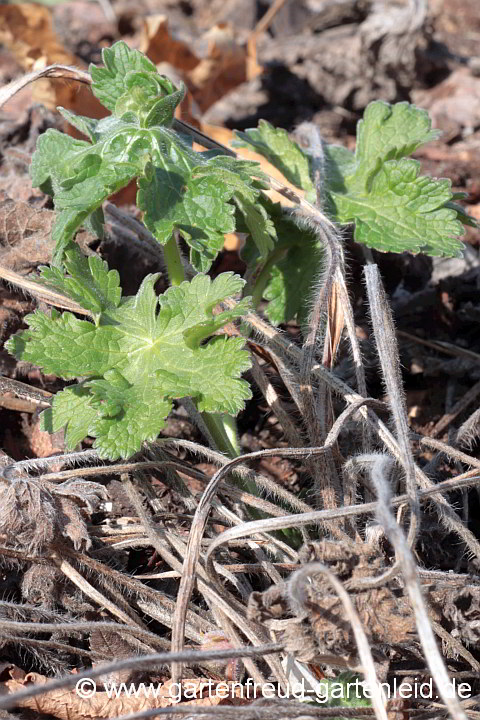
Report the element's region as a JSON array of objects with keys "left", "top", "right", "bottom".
[
  {"left": 0, "top": 619, "right": 164, "bottom": 648},
  {"left": 122, "top": 475, "right": 276, "bottom": 686},
  {"left": 431, "top": 619, "right": 480, "bottom": 673},
  {"left": 204, "top": 470, "right": 480, "bottom": 565},
  {"left": 50, "top": 552, "right": 146, "bottom": 629},
  {"left": 230, "top": 302, "right": 480, "bottom": 559},
  {"left": 171, "top": 396, "right": 385, "bottom": 682},
  {"left": 297, "top": 207, "right": 344, "bottom": 518},
  {"left": 0, "top": 265, "right": 92, "bottom": 317},
  {"left": 62, "top": 546, "right": 212, "bottom": 633},
  {"left": 364, "top": 263, "right": 419, "bottom": 546},
  {"left": 0, "top": 65, "right": 91, "bottom": 110},
  {"left": 368, "top": 454, "right": 468, "bottom": 720}
]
